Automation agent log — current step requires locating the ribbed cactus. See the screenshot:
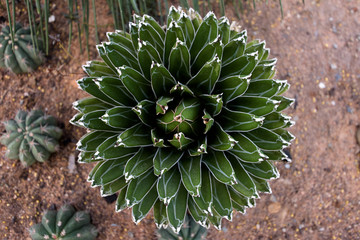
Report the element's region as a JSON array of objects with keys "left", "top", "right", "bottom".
[
  {"left": 29, "top": 204, "right": 98, "bottom": 240},
  {"left": 71, "top": 7, "right": 294, "bottom": 232},
  {"left": 0, "top": 110, "right": 62, "bottom": 167},
  {"left": 0, "top": 23, "right": 43, "bottom": 74},
  {"left": 158, "top": 214, "right": 207, "bottom": 240}
]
